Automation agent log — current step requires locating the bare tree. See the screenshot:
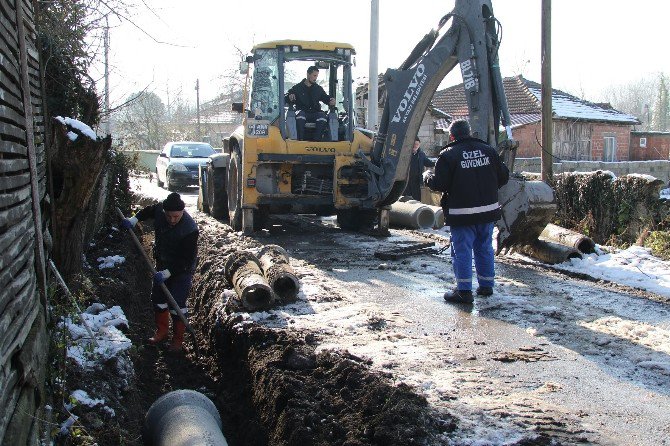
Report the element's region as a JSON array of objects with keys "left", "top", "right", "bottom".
[
  {"left": 600, "top": 74, "right": 667, "bottom": 130},
  {"left": 652, "top": 74, "right": 669, "bottom": 132},
  {"left": 116, "top": 91, "right": 168, "bottom": 150}
]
